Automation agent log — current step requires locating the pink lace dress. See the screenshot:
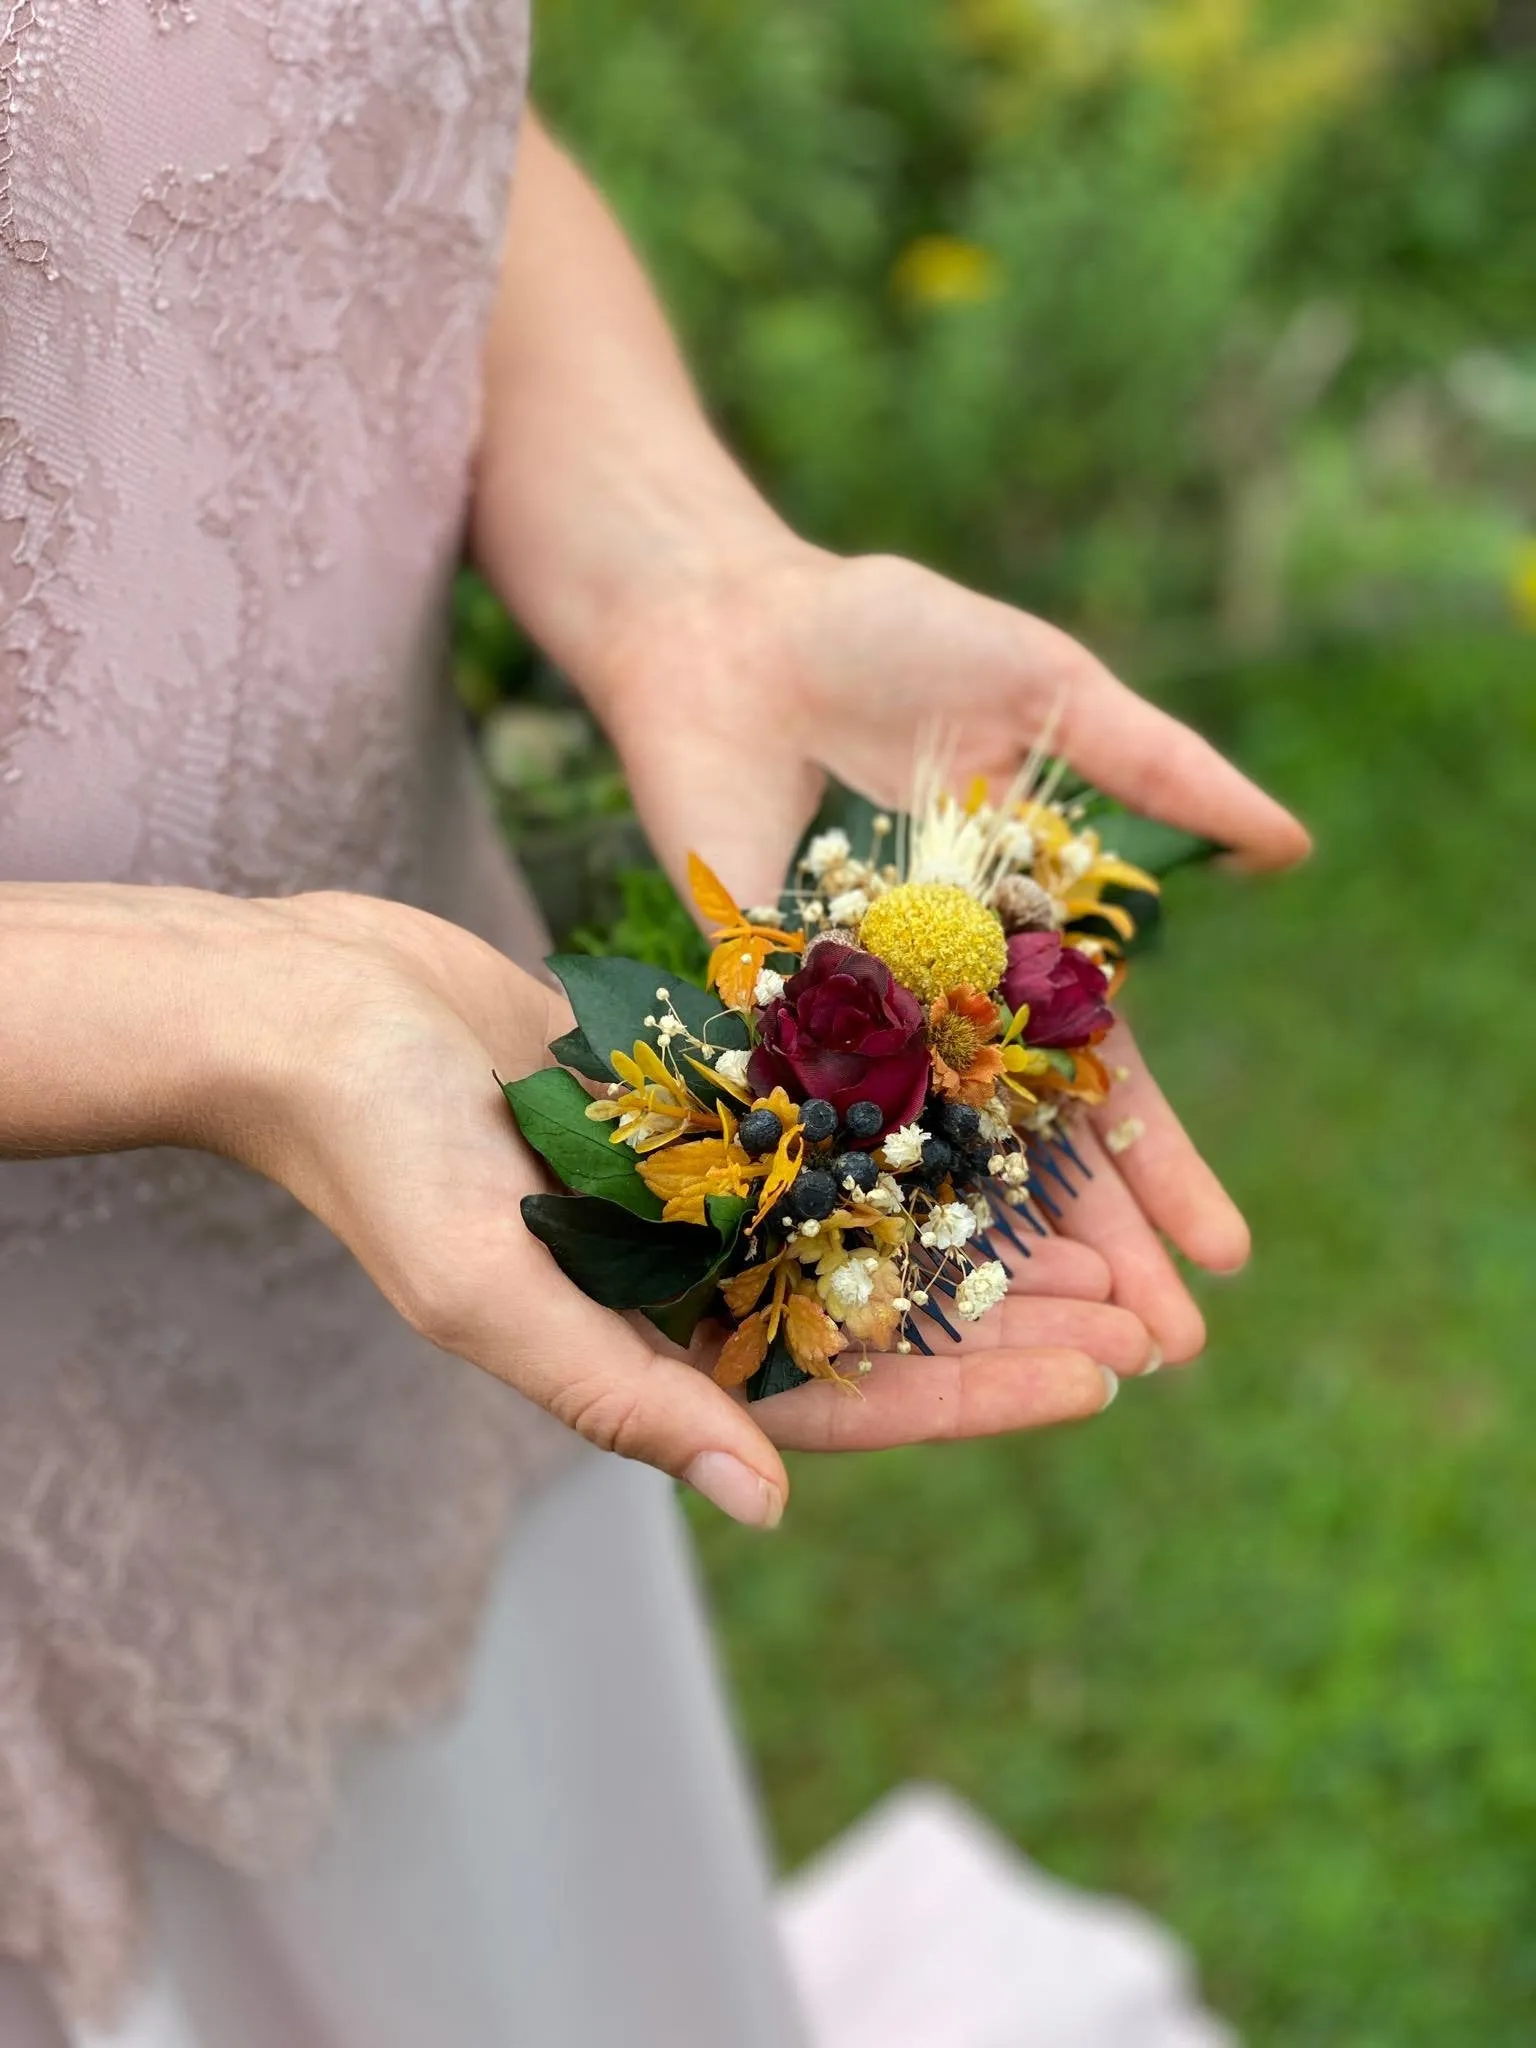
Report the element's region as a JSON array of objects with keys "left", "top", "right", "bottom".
[{"left": 0, "top": 5, "right": 804, "bottom": 2042}]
